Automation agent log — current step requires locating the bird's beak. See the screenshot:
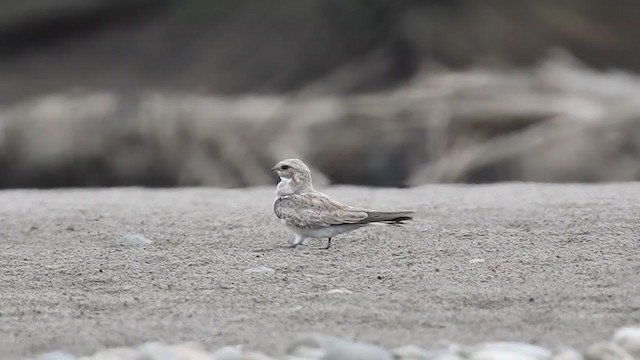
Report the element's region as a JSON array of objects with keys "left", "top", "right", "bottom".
[{"left": 271, "top": 166, "right": 278, "bottom": 172}]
